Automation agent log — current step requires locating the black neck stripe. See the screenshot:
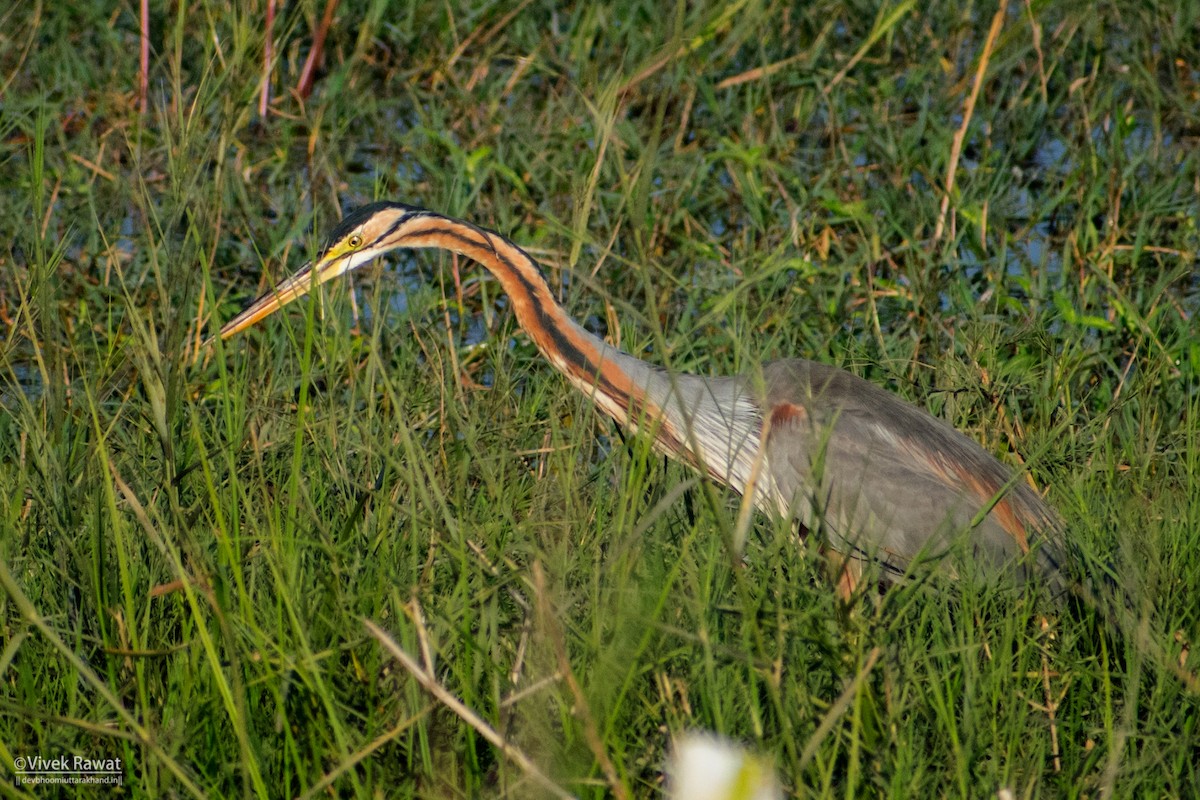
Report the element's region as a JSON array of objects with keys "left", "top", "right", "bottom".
[{"left": 406, "top": 224, "right": 625, "bottom": 401}]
